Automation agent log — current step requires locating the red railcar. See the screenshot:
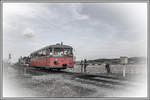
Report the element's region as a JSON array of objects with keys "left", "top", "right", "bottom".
[{"left": 29, "top": 43, "right": 74, "bottom": 70}]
